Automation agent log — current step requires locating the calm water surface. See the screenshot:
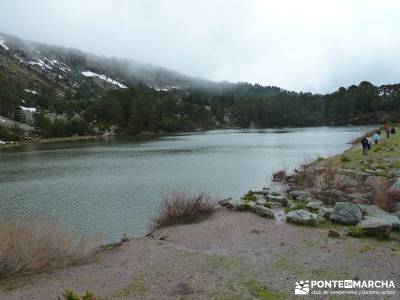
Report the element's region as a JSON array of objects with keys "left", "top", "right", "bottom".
[{"left": 0, "top": 127, "right": 371, "bottom": 241}]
